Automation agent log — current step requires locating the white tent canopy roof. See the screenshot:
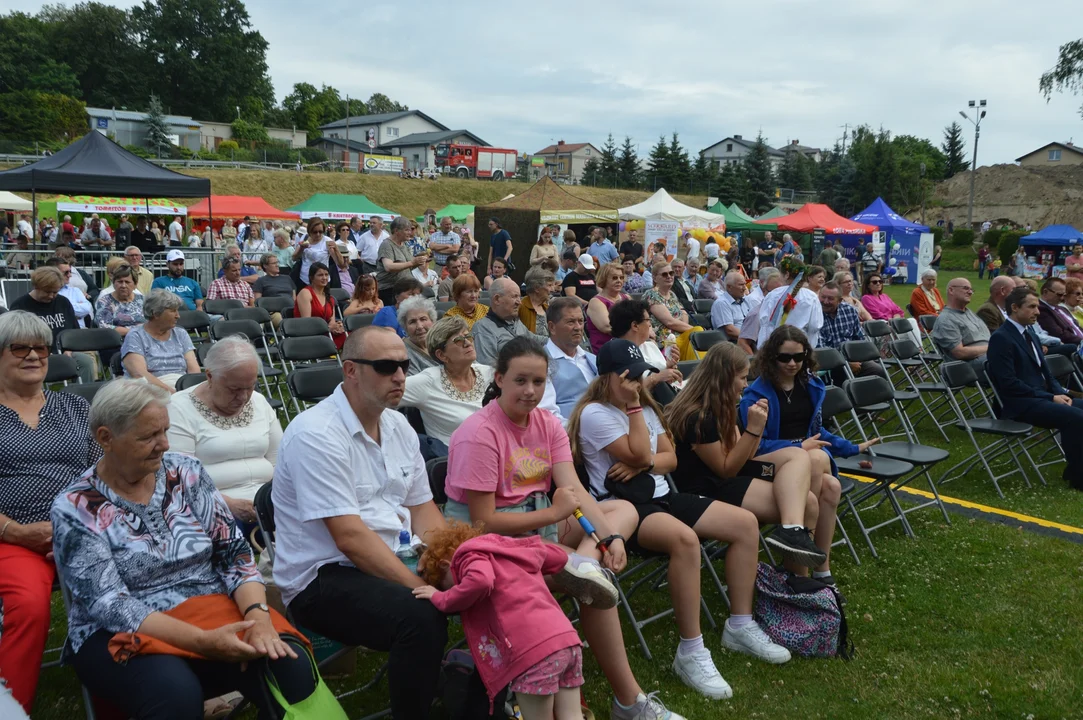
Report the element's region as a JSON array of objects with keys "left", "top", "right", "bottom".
[
  {"left": 0, "top": 191, "right": 32, "bottom": 211},
  {"left": 618, "top": 188, "right": 725, "bottom": 224}
]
